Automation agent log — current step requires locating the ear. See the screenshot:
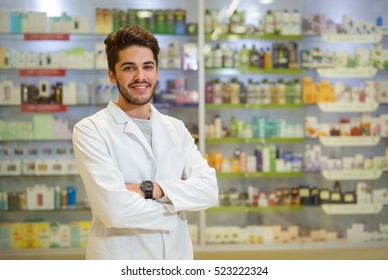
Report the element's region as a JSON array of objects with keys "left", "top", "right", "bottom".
[{"left": 108, "top": 69, "right": 117, "bottom": 84}]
